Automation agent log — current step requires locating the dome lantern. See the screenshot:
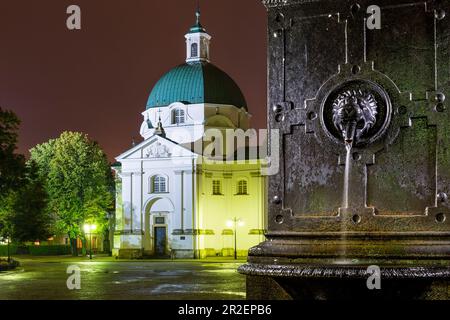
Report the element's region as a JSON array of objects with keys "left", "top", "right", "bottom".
[
  {"left": 146, "top": 8, "right": 247, "bottom": 110},
  {"left": 185, "top": 9, "right": 211, "bottom": 63}
]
